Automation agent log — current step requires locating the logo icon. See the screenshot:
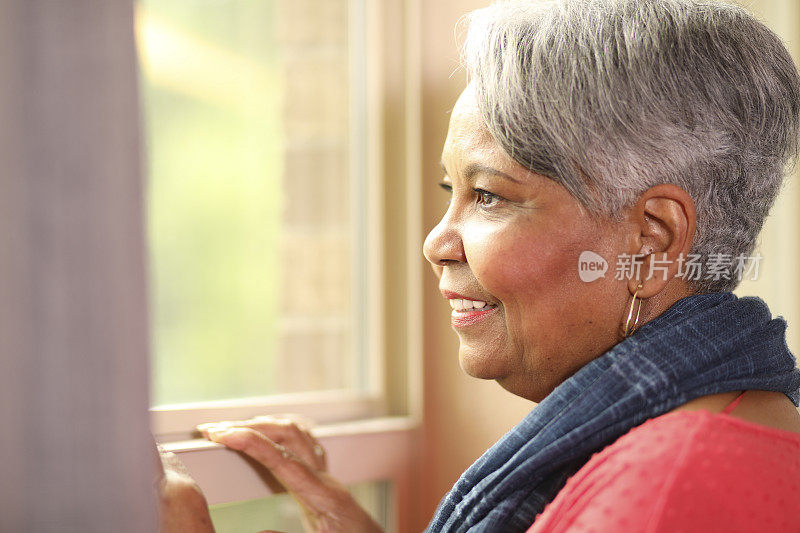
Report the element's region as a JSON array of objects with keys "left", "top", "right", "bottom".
[{"left": 578, "top": 251, "right": 608, "bottom": 283}]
